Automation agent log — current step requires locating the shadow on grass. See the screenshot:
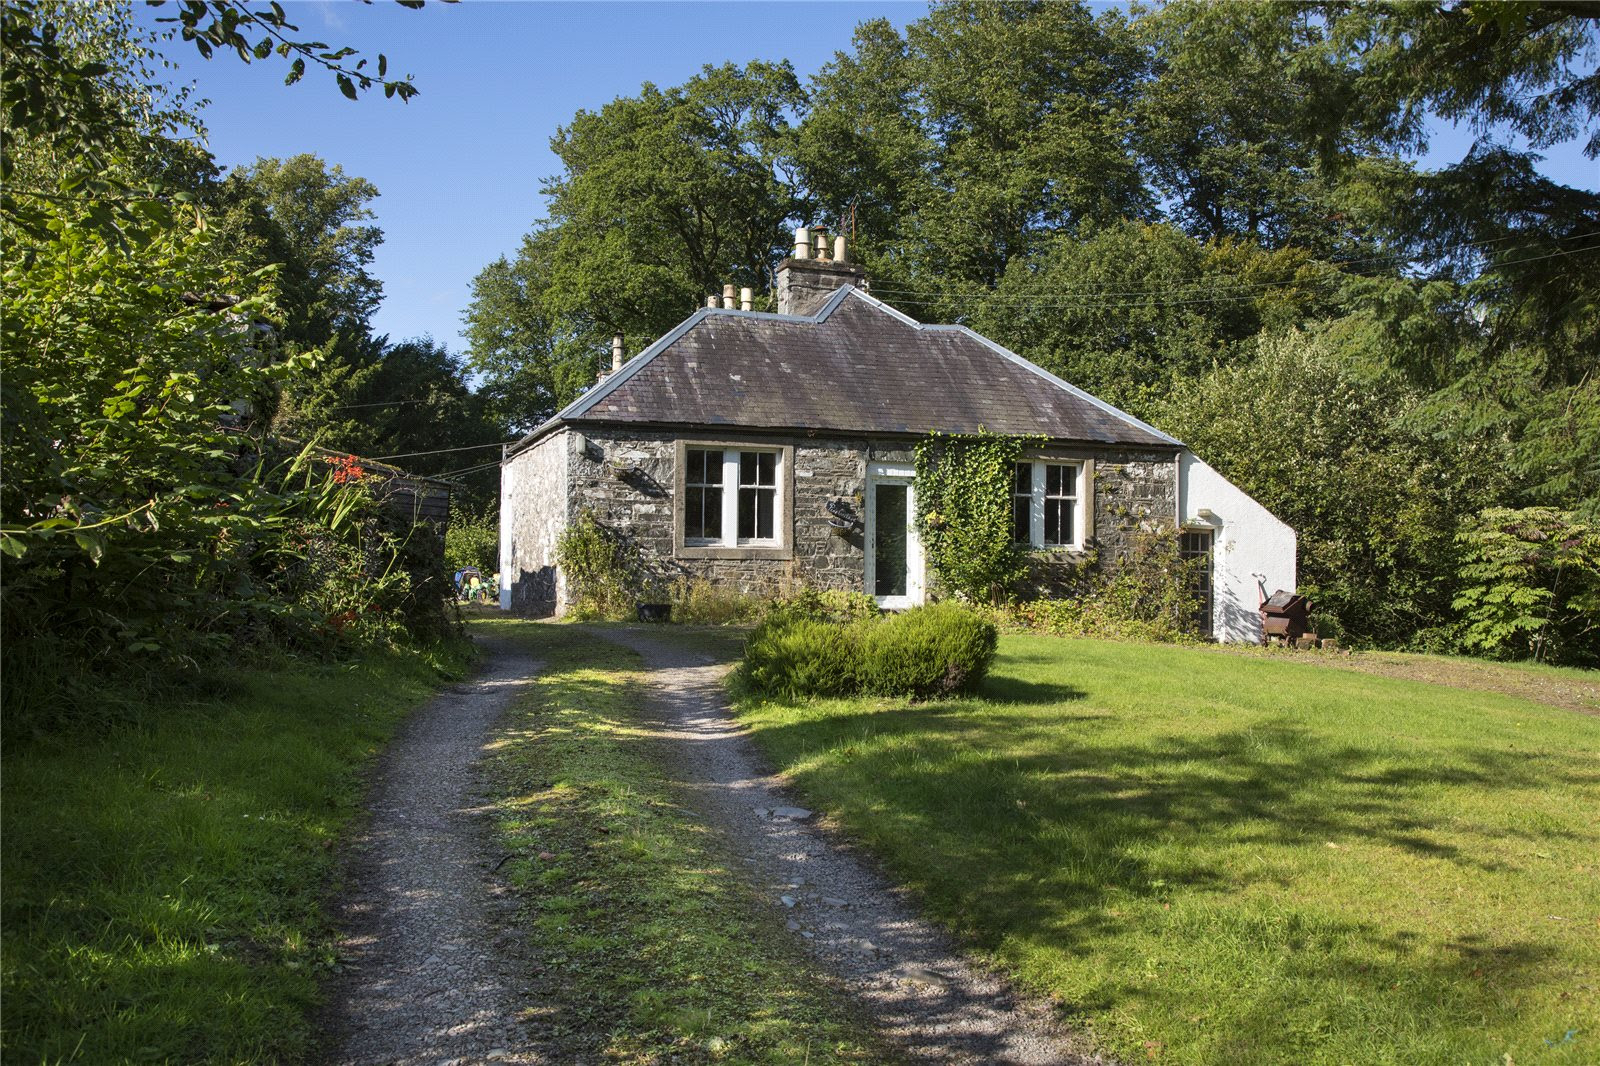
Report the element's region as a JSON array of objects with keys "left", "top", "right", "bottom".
[
  {"left": 978, "top": 674, "right": 1088, "bottom": 705},
  {"left": 729, "top": 699, "right": 1592, "bottom": 1043}
]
